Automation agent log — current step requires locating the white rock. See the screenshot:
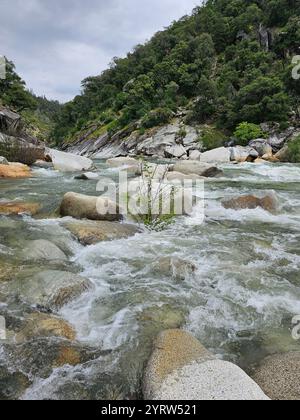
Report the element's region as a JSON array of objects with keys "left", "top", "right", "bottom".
[
  {"left": 156, "top": 360, "right": 270, "bottom": 400},
  {"left": 200, "top": 147, "right": 231, "bottom": 163},
  {"left": 165, "top": 145, "right": 187, "bottom": 159},
  {"left": 144, "top": 329, "right": 269, "bottom": 401},
  {"left": 189, "top": 150, "right": 201, "bottom": 161},
  {"left": 106, "top": 157, "right": 138, "bottom": 168},
  {"left": 46, "top": 149, "right": 93, "bottom": 172},
  {"left": 173, "top": 161, "right": 222, "bottom": 177}
]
